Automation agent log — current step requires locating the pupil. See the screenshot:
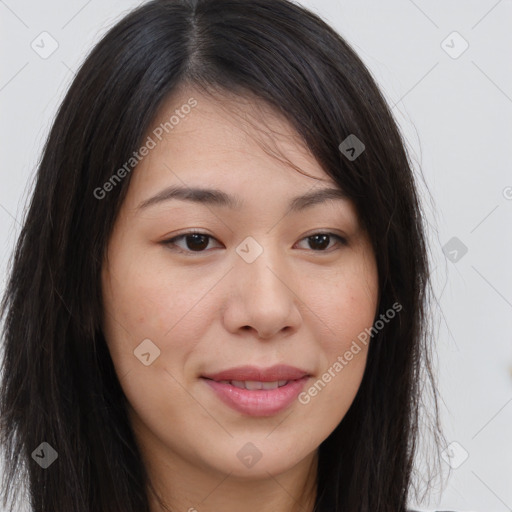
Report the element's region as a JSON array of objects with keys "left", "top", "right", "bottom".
[
  {"left": 186, "top": 234, "right": 209, "bottom": 251},
  {"left": 309, "top": 234, "right": 329, "bottom": 250}
]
